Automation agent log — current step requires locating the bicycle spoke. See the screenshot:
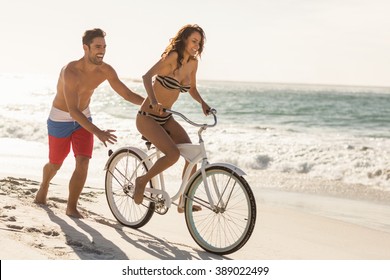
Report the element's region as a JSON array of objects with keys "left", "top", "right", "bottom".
[{"left": 211, "top": 172, "right": 237, "bottom": 210}]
